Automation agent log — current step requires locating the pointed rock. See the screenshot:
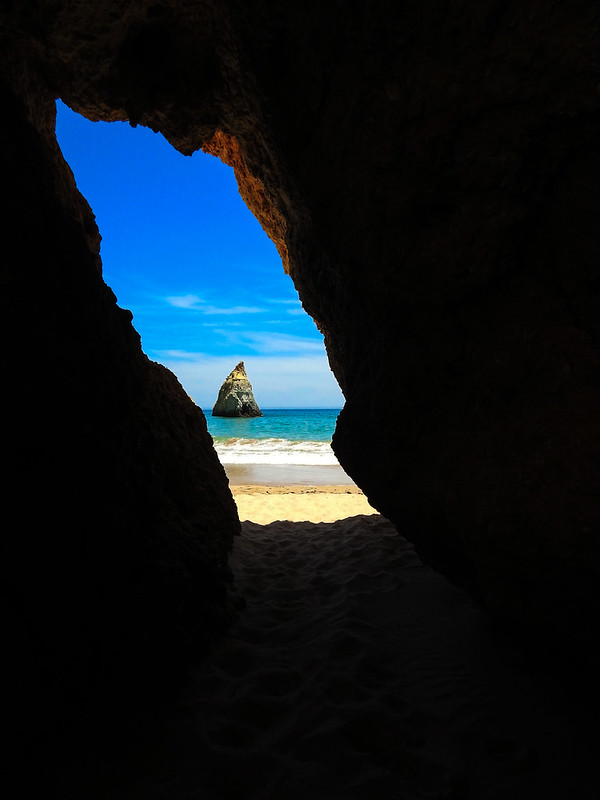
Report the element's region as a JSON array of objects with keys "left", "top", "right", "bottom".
[{"left": 212, "top": 361, "right": 262, "bottom": 417}]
